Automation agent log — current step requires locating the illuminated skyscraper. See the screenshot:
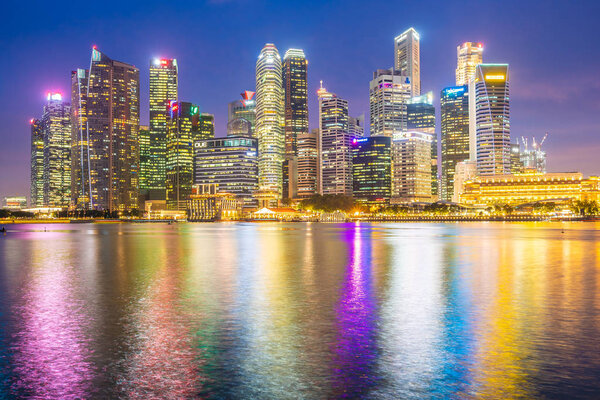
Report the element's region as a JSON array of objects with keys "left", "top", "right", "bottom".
[
  {"left": 71, "top": 47, "right": 140, "bottom": 211},
  {"left": 456, "top": 42, "right": 484, "bottom": 86},
  {"left": 194, "top": 136, "right": 258, "bottom": 206},
  {"left": 352, "top": 136, "right": 392, "bottom": 206},
  {"left": 70, "top": 68, "right": 89, "bottom": 208},
  {"left": 296, "top": 128, "right": 319, "bottom": 199},
  {"left": 227, "top": 91, "right": 256, "bottom": 136},
  {"left": 394, "top": 27, "right": 420, "bottom": 96},
  {"left": 392, "top": 131, "right": 433, "bottom": 203},
  {"left": 166, "top": 101, "right": 200, "bottom": 210},
  {"left": 282, "top": 49, "right": 308, "bottom": 199},
  {"left": 318, "top": 82, "right": 352, "bottom": 196},
  {"left": 349, "top": 115, "right": 365, "bottom": 138},
  {"left": 148, "top": 58, "right": 178, "bottom": 197},
  {"left": 198, "top": 113, "right": 215, "bottom": 142},
  {"left": 41, "top": 93, "right": 71, "bottom": 207},
  {"left": 470, "top": 64, "right": 511, "bottom": 176},
  {"left": 407, "top": 91, "right": 437, "bottom": 198},
  {"left": 30, "top": 118, "right": 44, "bottom": 207},
  {"left": 369, "top": 69, "right": 412, "bottom": 137},
  {"left": 440, "top": 85, "right": 470, "bottom": 201},
  {"left": 255, "top": 44, "right": 284, "bottom": 203},
  {"left": 138, "top": 125, "right": 154, "bottom": 198}
]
